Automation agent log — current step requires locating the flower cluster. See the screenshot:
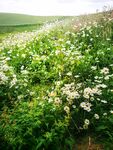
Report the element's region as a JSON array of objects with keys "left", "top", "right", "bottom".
[
  {"left": 80, "top": 102, "right": 92, "bottom": 112},
  {"left": 83, "top": 119, "right": 90, "bottom": 129},
  {"left": 61, "top": 83, "right": 80, "bottom": 105},
  {"left": 83, "top": 86, "right": 102, "bottom": 99}
]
